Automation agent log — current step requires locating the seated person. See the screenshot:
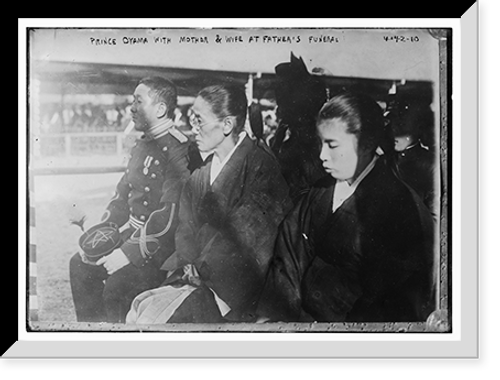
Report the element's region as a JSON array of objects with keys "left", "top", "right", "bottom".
[
  {"left": 69, "top": 77, "right": 195, "bottom": 323},
  {"left": 126, "top": 84, "right": 292, "bottom": 324},
  {"left": 257, "top": 92, "right": 436, "bottom": 323}
]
